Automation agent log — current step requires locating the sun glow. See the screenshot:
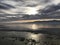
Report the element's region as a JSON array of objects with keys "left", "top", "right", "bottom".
[
  {"left": 25, "top": 5, "right": 43, "bottom": 15},
  {"left": 25, "top": 7, "right": 38, "bottom": 15}
]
